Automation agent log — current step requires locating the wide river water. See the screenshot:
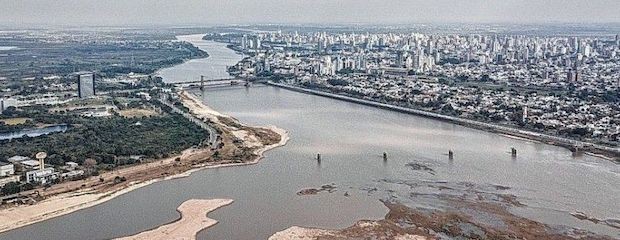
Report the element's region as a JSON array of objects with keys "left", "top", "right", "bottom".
[{"left": 1, "top": 34, "right": 619, "bottom": 240}]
